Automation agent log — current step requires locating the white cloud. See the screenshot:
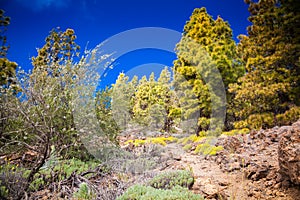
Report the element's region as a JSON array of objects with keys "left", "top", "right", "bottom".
[{"left": 16, "top": 0, "right": 70, "bottom": 11}]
